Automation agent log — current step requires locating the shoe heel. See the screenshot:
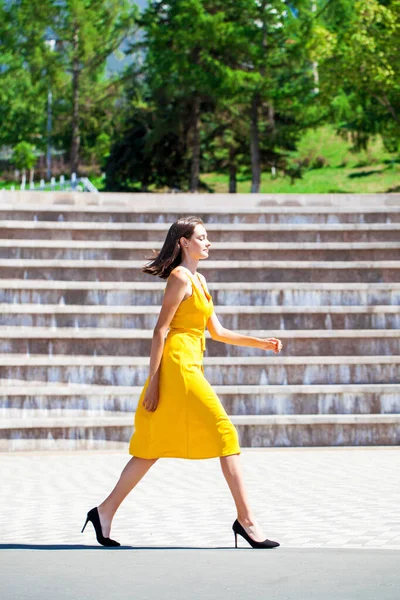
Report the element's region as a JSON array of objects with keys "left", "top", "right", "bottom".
[
  {"left": 232, "top": 518, "right": 280, "bottom": 549},
  {"left": 81, "top": 516, "right": 89, "bottom": 533},
  {"left": 82, "top": 507, "right": 121, "bottom": 547}
]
